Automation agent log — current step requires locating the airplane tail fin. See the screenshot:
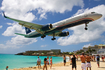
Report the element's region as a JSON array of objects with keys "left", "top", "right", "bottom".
[
  {"left": 15, "top": 27, "right": 31, "bottom": 37},
  {"left": 25, "top": 27, "right": 31, "bottom": 34}
]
